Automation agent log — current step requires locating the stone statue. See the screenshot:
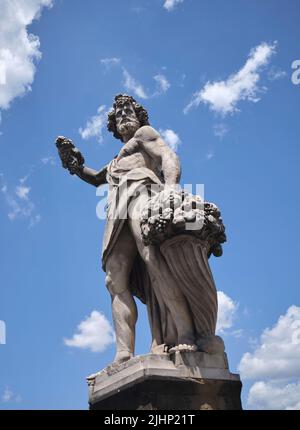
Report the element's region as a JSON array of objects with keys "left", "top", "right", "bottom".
[{"left": 56, "top": 94, "right": 226, "bottom": 366}]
